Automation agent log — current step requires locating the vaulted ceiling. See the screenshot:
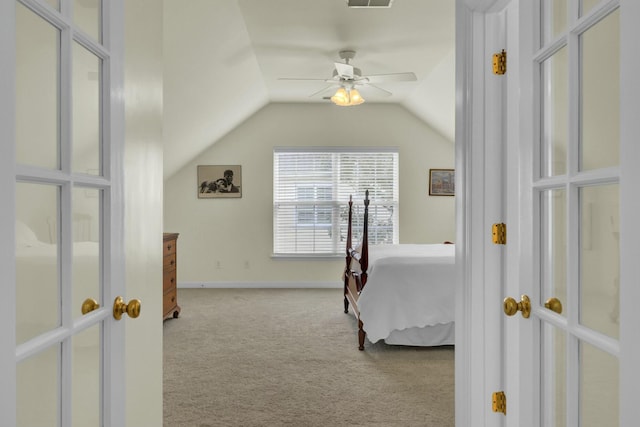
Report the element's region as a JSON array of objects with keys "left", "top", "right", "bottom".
[{"left": 163, "top": 0, "right": 455, "bottom": 179}]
